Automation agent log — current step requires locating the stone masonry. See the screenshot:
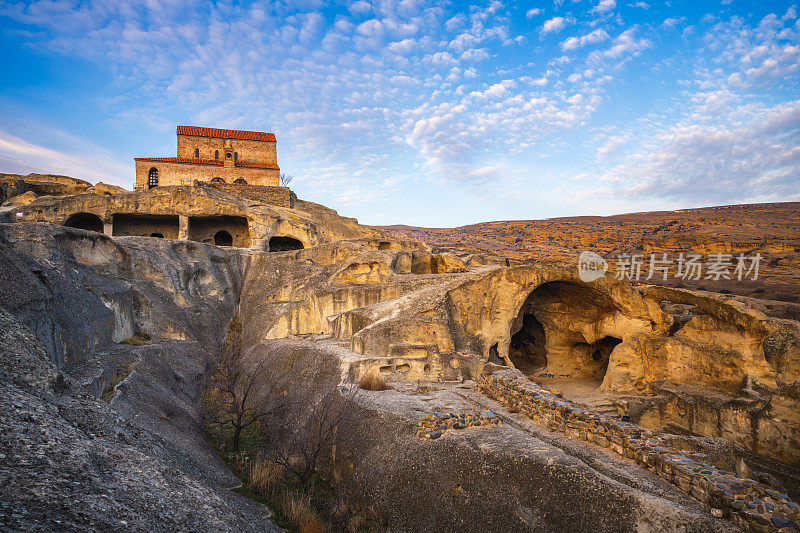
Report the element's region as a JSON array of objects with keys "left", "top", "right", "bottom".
[
  {"left": 208, "top": 184, "right": 295, "bottom": 209},
  {"left": 134, "top": 126, "right": 280, "bottom": 189},
  {"left": 477, "top": 365, "right": 800, "bottom": 532}
]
